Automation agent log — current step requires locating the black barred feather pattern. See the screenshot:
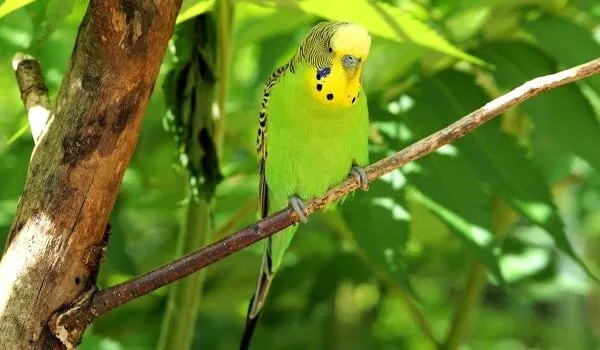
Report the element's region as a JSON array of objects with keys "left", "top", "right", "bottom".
[
  {"left": 256, "top": 63, "right": 289, "bottom": 165},
  {"left": 294, "top": 21, "right": 345, "bottom": 70},
  {"left": 243, "top": 61, "right": 291, "bottom": 350},
  {"left": 256, "top": 62, "right": 290, "bottom": 219}
]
